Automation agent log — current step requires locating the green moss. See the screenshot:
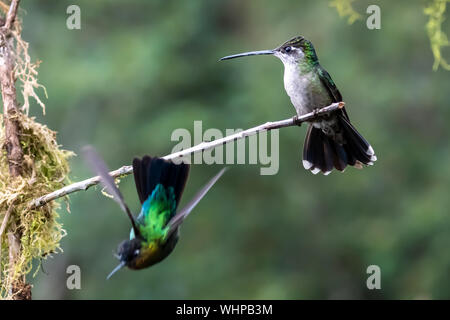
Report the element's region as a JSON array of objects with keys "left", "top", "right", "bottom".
[
  {"left": 0, "top": 114, "right": 73, "bottom": 299},
  {"left": 0, "top": 2, "right": 75, "bottom": 298}
]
